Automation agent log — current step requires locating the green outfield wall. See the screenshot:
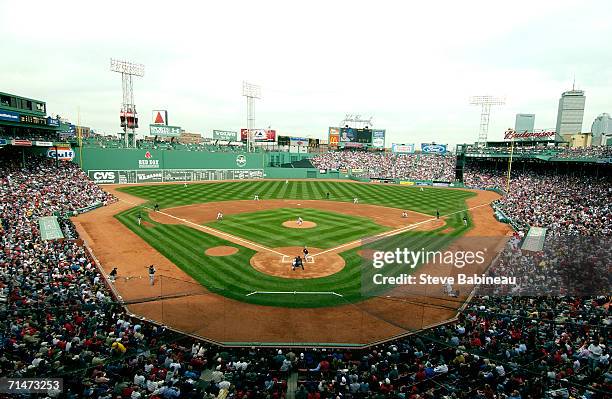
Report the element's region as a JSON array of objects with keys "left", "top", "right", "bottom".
[{"left": 63, "top": 147, "right": 342, "bottom": 184}]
